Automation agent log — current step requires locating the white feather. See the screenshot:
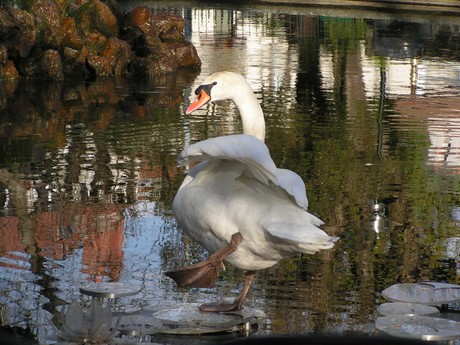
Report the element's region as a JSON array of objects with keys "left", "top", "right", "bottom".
[{"left": 173, "top": 71, "right": 338, "bottom": 272}]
